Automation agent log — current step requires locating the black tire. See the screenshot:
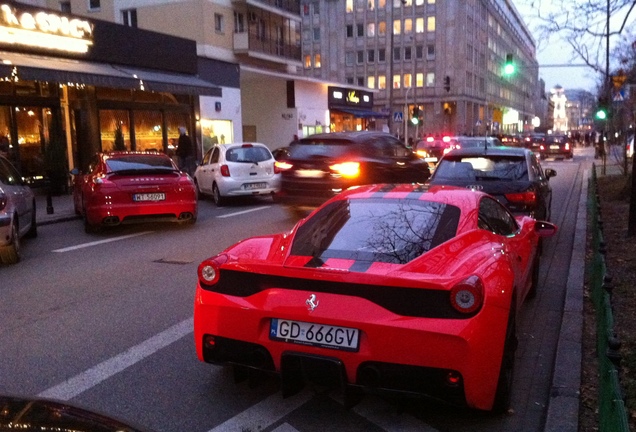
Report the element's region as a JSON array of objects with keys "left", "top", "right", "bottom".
[
  {"left": 0, "top": 220, "right": 20, "bottom": 265},
  {"left": 527, "top": 254, "right": 540, "bottom": 299},
  {"left": 212, "top": 183, "right": 225, "bottom": 206},
  {"left": 492, "top": 307, "right": 517, "bottom": 414},
  {"left": 24, "top": 201, "right": 37, "bottom": 239}
]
